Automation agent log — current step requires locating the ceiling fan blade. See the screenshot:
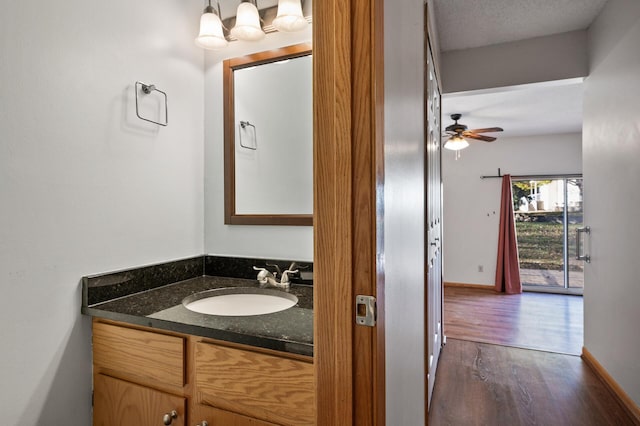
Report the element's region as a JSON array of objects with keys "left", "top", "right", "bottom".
[
  {"left": 466, "top": 127, "right": 503, "bottom": 133},
  {"left": 464, "top": 132, "right": 496, "bottom": 142}
]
